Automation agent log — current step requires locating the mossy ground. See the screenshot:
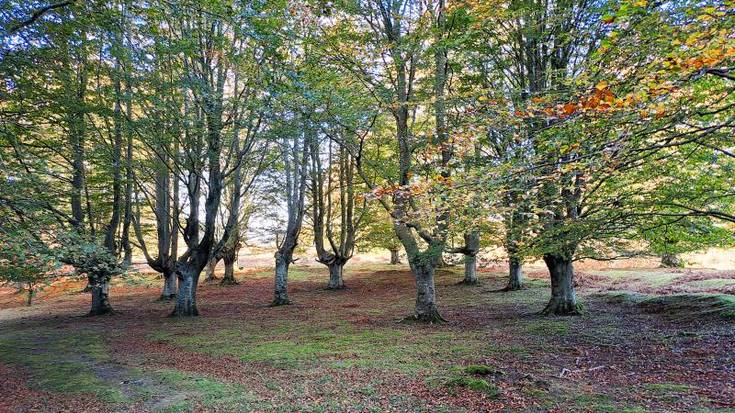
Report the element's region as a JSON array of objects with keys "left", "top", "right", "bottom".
[{"left": 0, "top": 263, "right": 733, "bottom": 412}]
